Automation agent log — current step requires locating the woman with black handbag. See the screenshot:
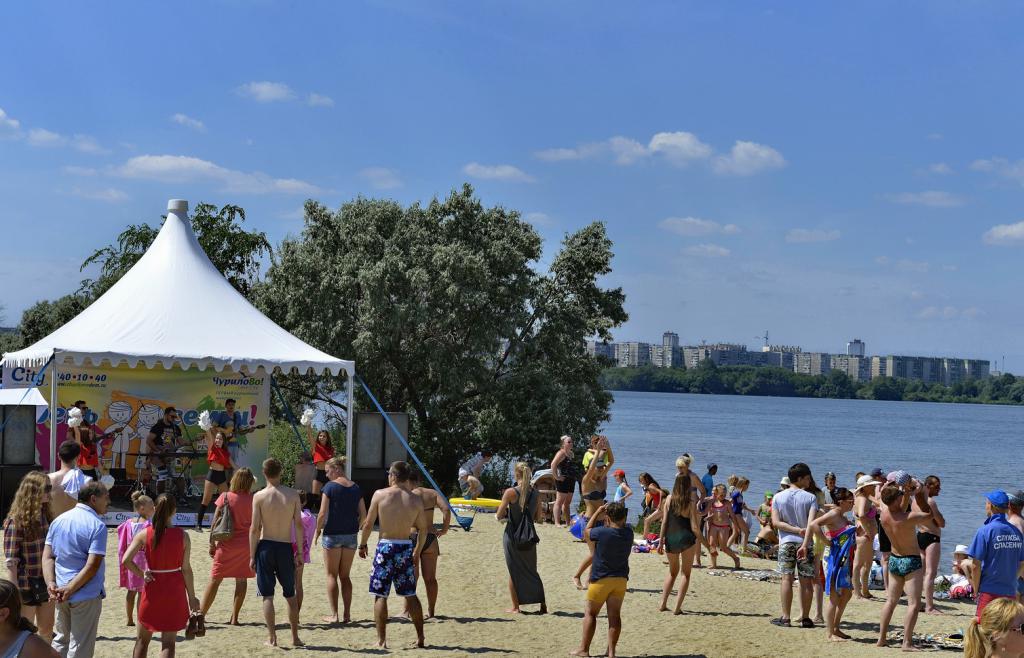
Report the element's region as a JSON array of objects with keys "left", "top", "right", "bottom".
[{"left": 496, "top": 462, "right": 547, "bottom": 615}]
